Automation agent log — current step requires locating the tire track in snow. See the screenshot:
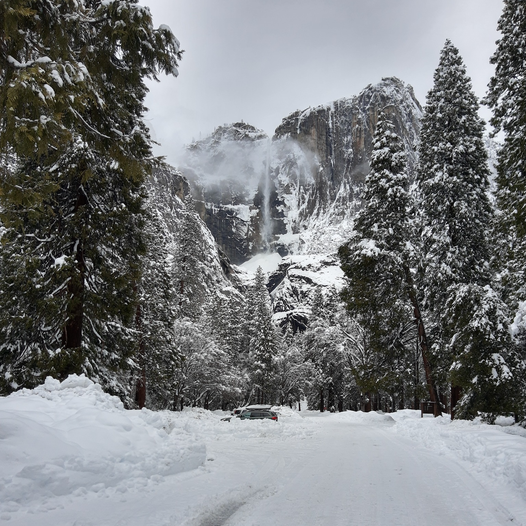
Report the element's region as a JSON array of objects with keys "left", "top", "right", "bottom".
[{"left": 223, "top": 418, "right": 519, "bottom": 526}]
